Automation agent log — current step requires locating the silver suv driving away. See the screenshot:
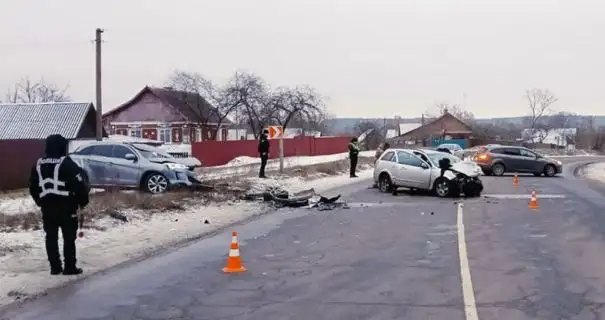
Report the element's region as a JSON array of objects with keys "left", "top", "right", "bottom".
[{"left": 70, "top": 142, "right": 193, "bottom": 193}]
